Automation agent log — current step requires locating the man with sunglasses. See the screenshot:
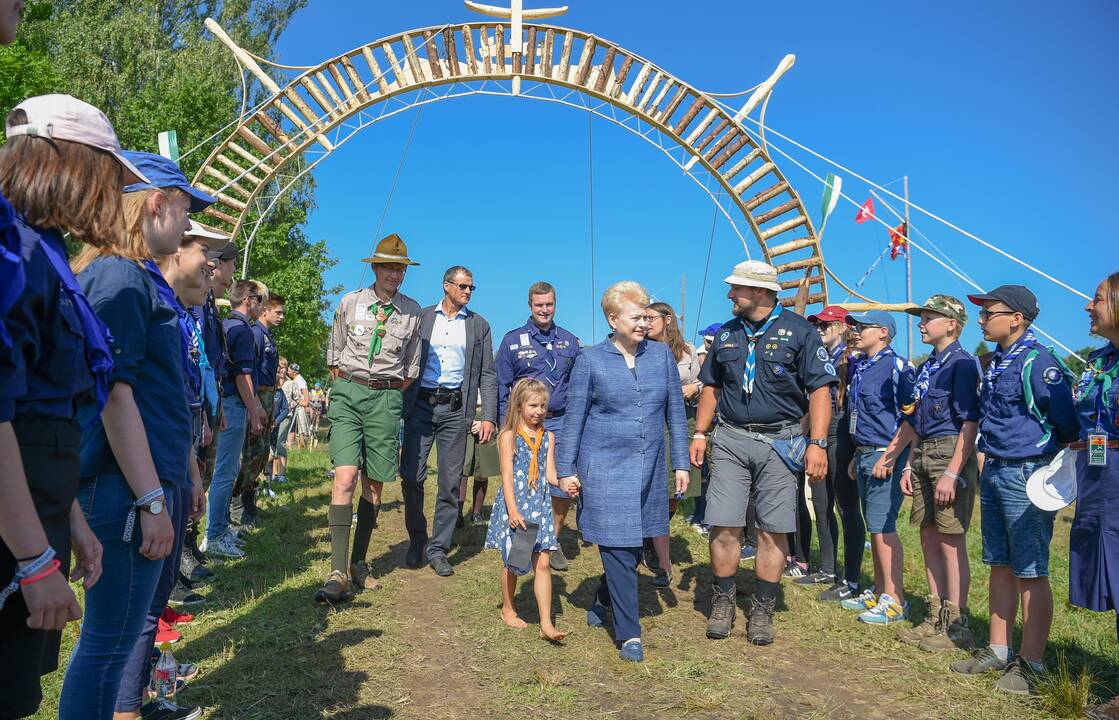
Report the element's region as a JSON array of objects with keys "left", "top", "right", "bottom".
[{"left": 401, "top": 266, "right": 497, "bottom": 577}]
